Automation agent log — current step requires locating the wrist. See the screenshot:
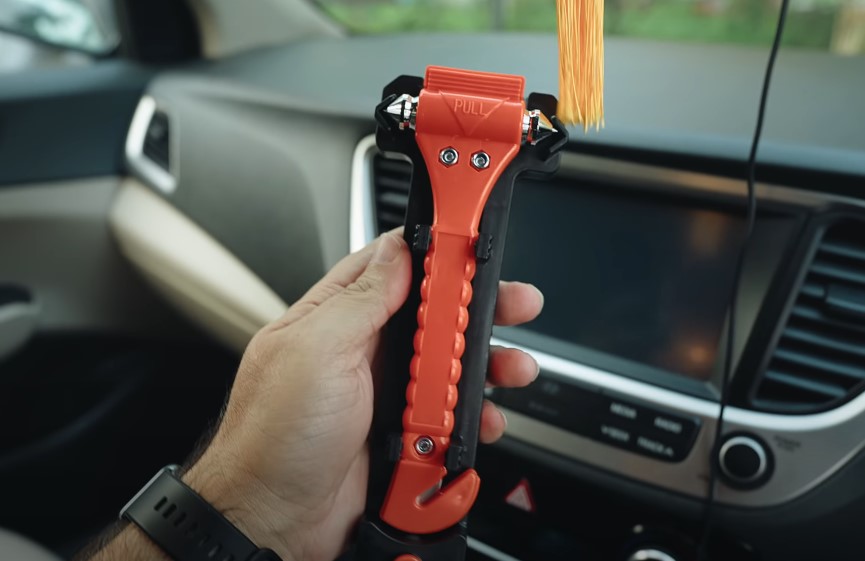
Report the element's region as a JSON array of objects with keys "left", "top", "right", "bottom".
[{"left": 182, "top": 452, "right": 302, "bottom": 561}]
